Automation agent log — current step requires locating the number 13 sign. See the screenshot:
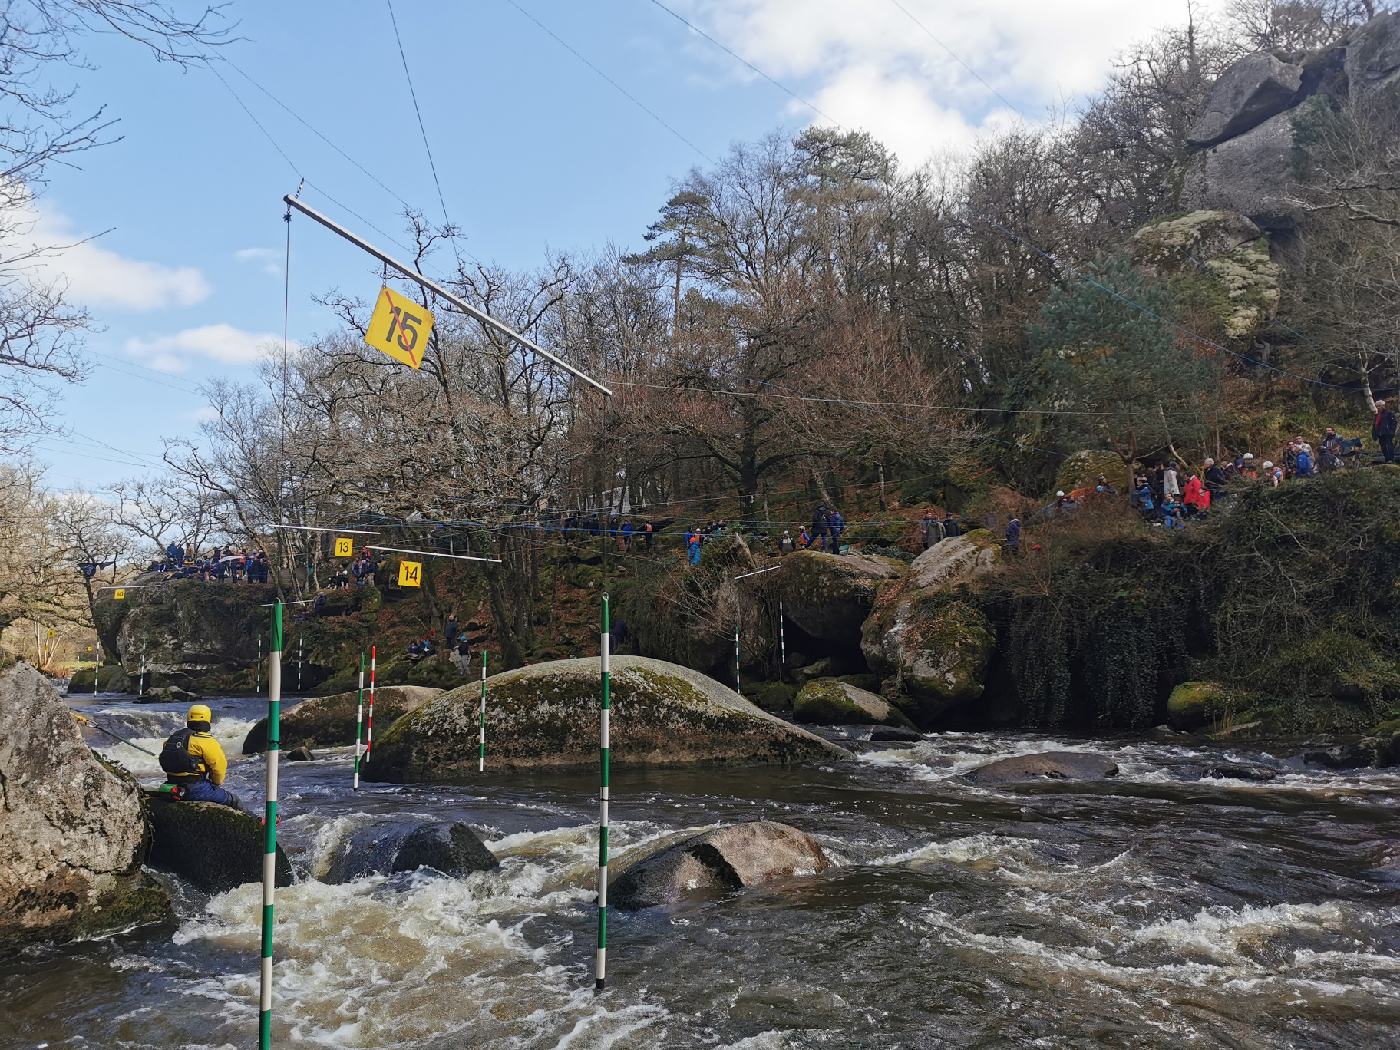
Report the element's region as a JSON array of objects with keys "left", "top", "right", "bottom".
[{"left": 366, "top": 285, "right": 434, "bottom": 369}]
